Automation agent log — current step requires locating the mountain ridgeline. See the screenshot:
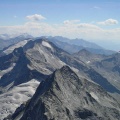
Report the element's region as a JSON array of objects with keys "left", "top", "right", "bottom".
[
  {"left": 0, "top": 35, "right": 115, "bottom": 56},
  {"left": 0, "top": 33, "right": 33, "bottom": 50},
  {"left": 5, "top": 66, "right": 120, "bottom": 120},
  {"left": 47, "top": 36, "right": 115, "bottom": 55},
  {"left": 0, "top": 36, "right": 120, "bottom": 119},
  {"left": 0, "top": 39, "right": 119, "bottom": 94}
]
